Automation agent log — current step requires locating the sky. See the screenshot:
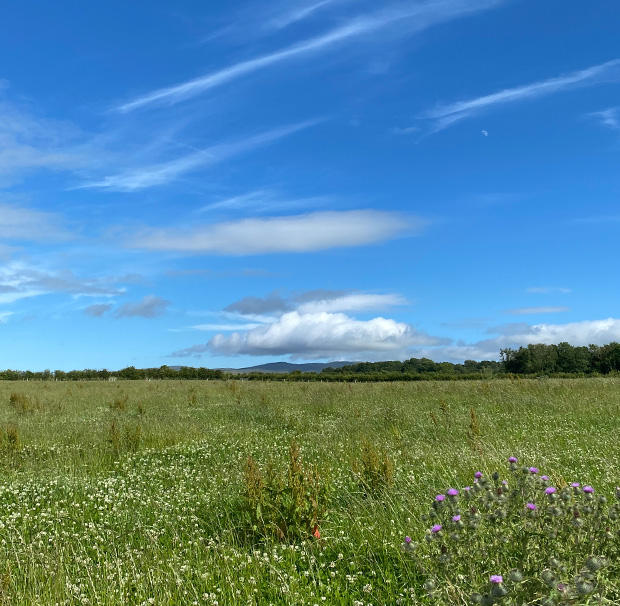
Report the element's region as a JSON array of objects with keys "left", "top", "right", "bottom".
[{"left": 1, "top": 0, "right": 619, "bottom": 371}]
